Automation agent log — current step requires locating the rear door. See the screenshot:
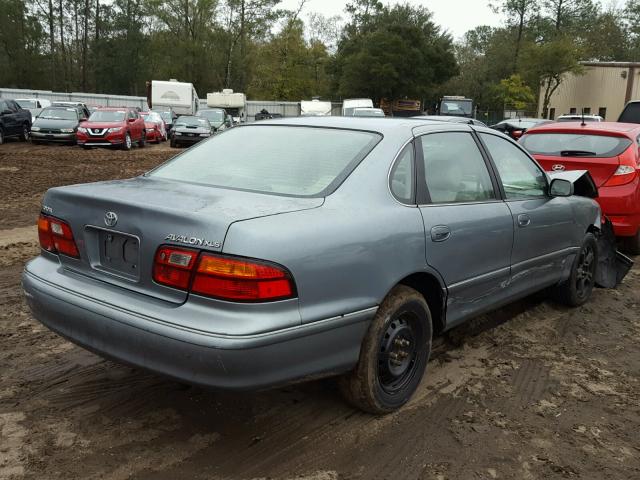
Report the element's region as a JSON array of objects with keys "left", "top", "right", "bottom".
[
  {"left": 479, "top": 132, "right": 577, "bottom": 295},
  {"left": 416, "top": 130, "right": 514, "bottom": 327},
  {"left": 1, "top": 100, "right": 19, "bottom": 135}
]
